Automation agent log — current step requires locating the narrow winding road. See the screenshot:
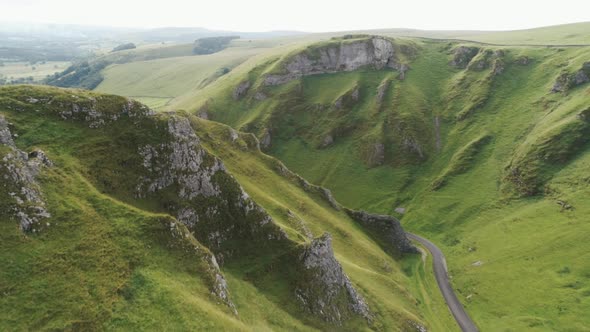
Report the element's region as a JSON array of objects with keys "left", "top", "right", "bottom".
[{"left": 406, "top": 233, "right": 479, "bottom": 332}]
